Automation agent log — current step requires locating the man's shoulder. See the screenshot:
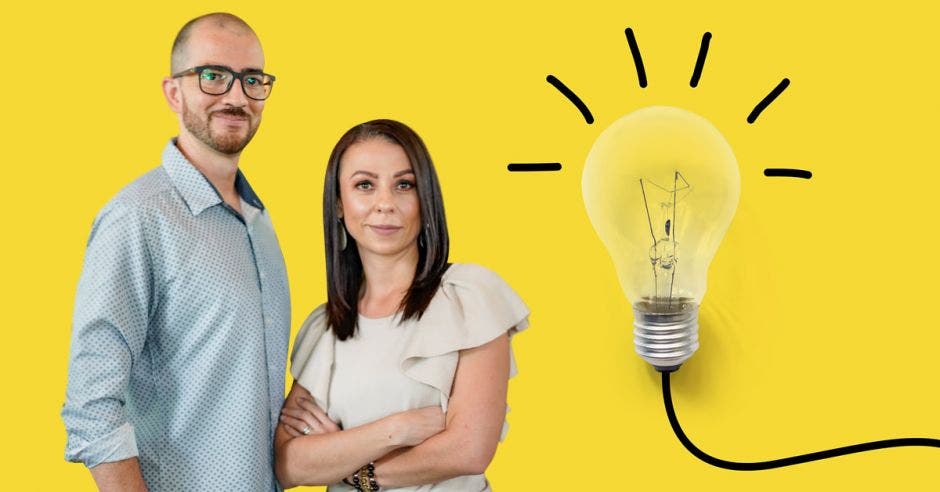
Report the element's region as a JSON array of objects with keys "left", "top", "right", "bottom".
[
  {"left": 87, "top": 166, "right": 186, "bottom": 237},
  {"left": 98, "top": 166, "right": 177, "bottom": 218},
  {"left": 110, "top": 166, "right": 172, "bottom": 206}
]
